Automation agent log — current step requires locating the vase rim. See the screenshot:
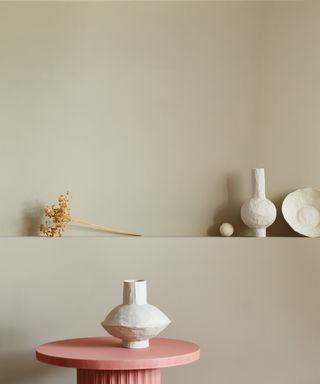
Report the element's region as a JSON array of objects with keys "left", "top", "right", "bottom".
[{"left": 124, "top": 279, "right": 146, "bottom": 283}]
